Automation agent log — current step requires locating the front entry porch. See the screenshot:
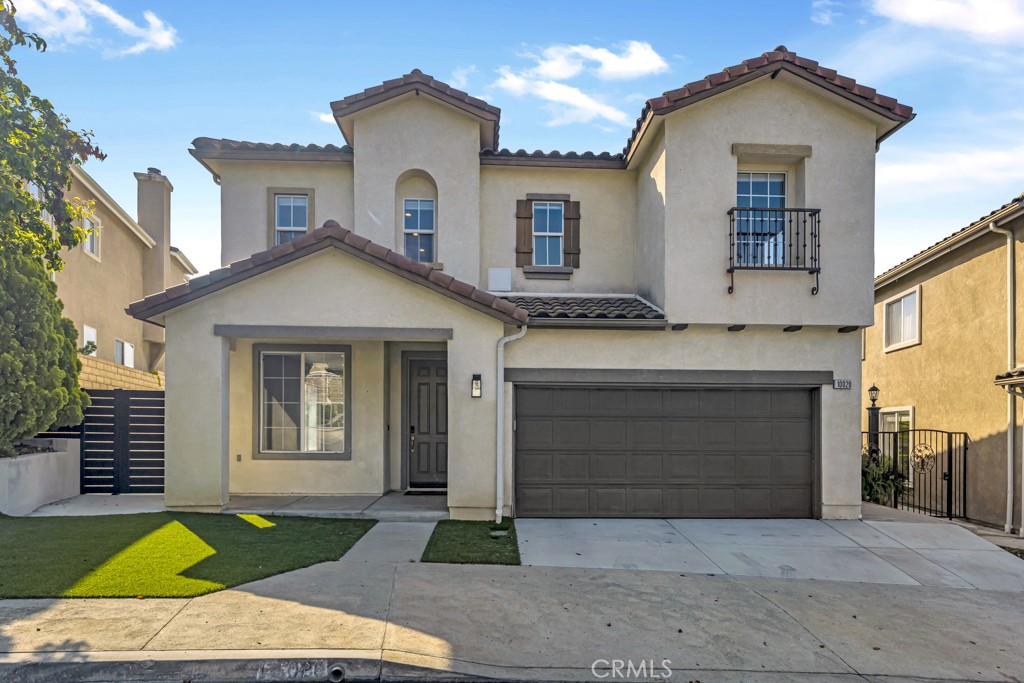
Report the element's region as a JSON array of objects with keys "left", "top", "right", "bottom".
[{"left": 225, "top": 491, "right": 448, "bottom": 521}]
